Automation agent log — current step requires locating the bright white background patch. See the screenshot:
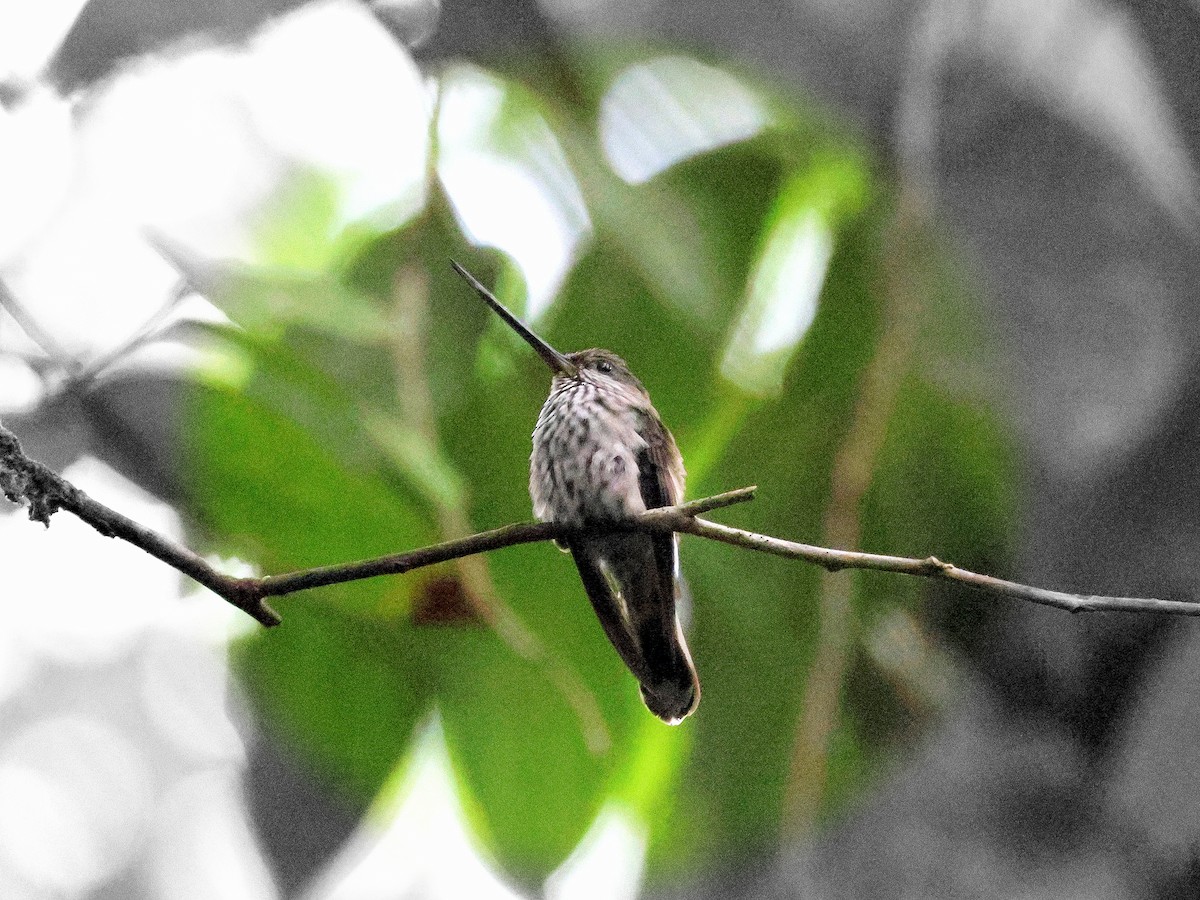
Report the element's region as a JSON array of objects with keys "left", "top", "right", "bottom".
[
  {"left": 722, "top": 209, "right": 833, "bottom": 397},
  {"left": 438, "top": 65, "right": 591, "bottom": 321},
  {"left": 600, "top": 56, "right": 770, "bottom": 185}
]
